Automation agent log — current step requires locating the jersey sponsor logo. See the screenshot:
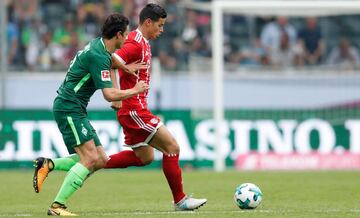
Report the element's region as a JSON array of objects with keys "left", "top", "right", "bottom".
[{"left": 101, "top": 70, "right": 111, "bottom": 81}]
